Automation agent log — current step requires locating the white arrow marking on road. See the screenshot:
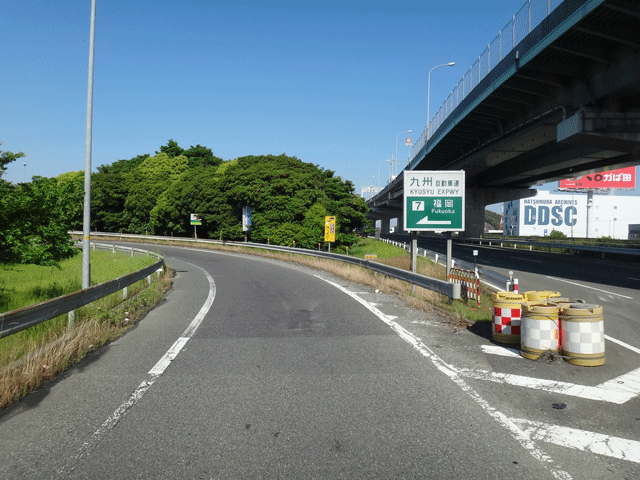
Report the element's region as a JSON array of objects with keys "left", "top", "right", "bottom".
[
  {"left": 512, "top": 418, "right": 640, "bottom": 464},
  {"left": 480, "top": 345, "right": 522, "bottom": 358},
  {"left": 416, "top": 216, "right": 451, "bottom": 225},
  {"left": 458, "top": 366, "right": 640, "bottom": 404}
]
